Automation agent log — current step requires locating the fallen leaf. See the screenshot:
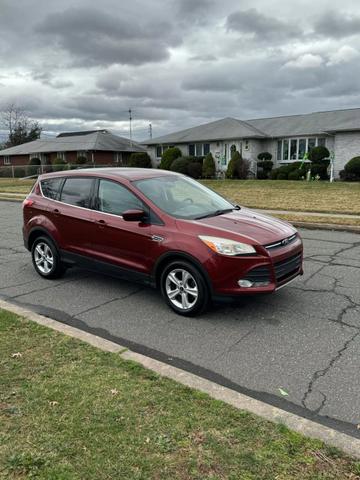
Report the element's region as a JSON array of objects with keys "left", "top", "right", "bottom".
[
  {"left": 11, "top": 352, "right": 22, "bottom": 358},
  {"left": 49, "top": 401, "right": 59, "bottom": 407},
  {"left": 146, "top": 437, "right": 150, "bottom": 443},
  {"left": 279, "top": 388, "right": 289, "bottom": 397},
  {"left": 110, "top": 389, "right": 119, "bottom": 396}
]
